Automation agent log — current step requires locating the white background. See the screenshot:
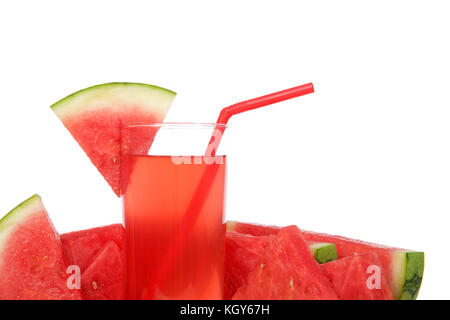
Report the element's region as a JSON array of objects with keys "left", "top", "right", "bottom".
[{"left": 0, "top": 1, "right": 448, "bottom": 299}]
